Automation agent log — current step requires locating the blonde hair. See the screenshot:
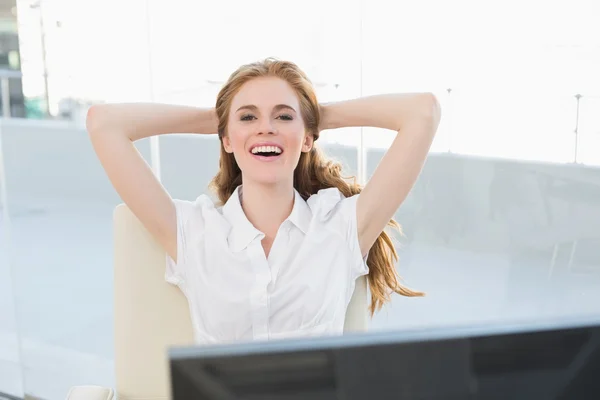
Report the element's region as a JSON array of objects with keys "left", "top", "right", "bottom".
[{"left": 210, "top": 58, "right": 423, "bottom": 315}]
